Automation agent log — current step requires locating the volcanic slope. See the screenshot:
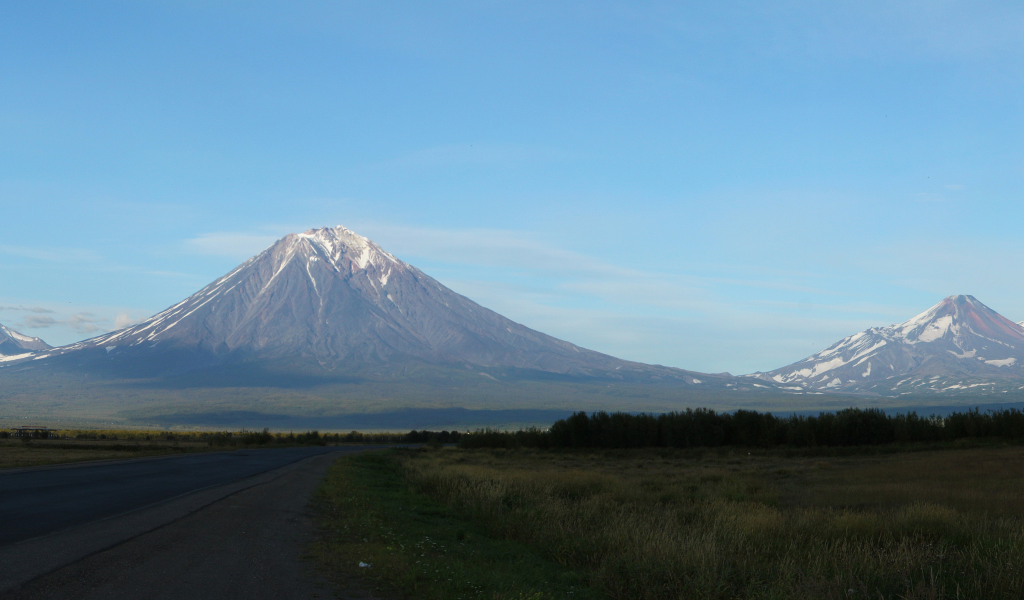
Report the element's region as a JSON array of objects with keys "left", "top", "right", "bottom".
[
  {"left": 755, "top": 295, "right": 1024, "bottom": 396},
  {"left": 12, "top": 226, "right": 720, "bottom": 389},
  {"left": 0, "top": 323, "right": 50, "bottom": 357}
]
